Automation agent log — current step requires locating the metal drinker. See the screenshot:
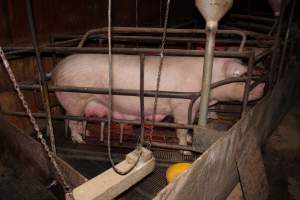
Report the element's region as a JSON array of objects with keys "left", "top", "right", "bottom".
[{"left": 196, "top": 0, "right": 233, "bottom": 126}]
